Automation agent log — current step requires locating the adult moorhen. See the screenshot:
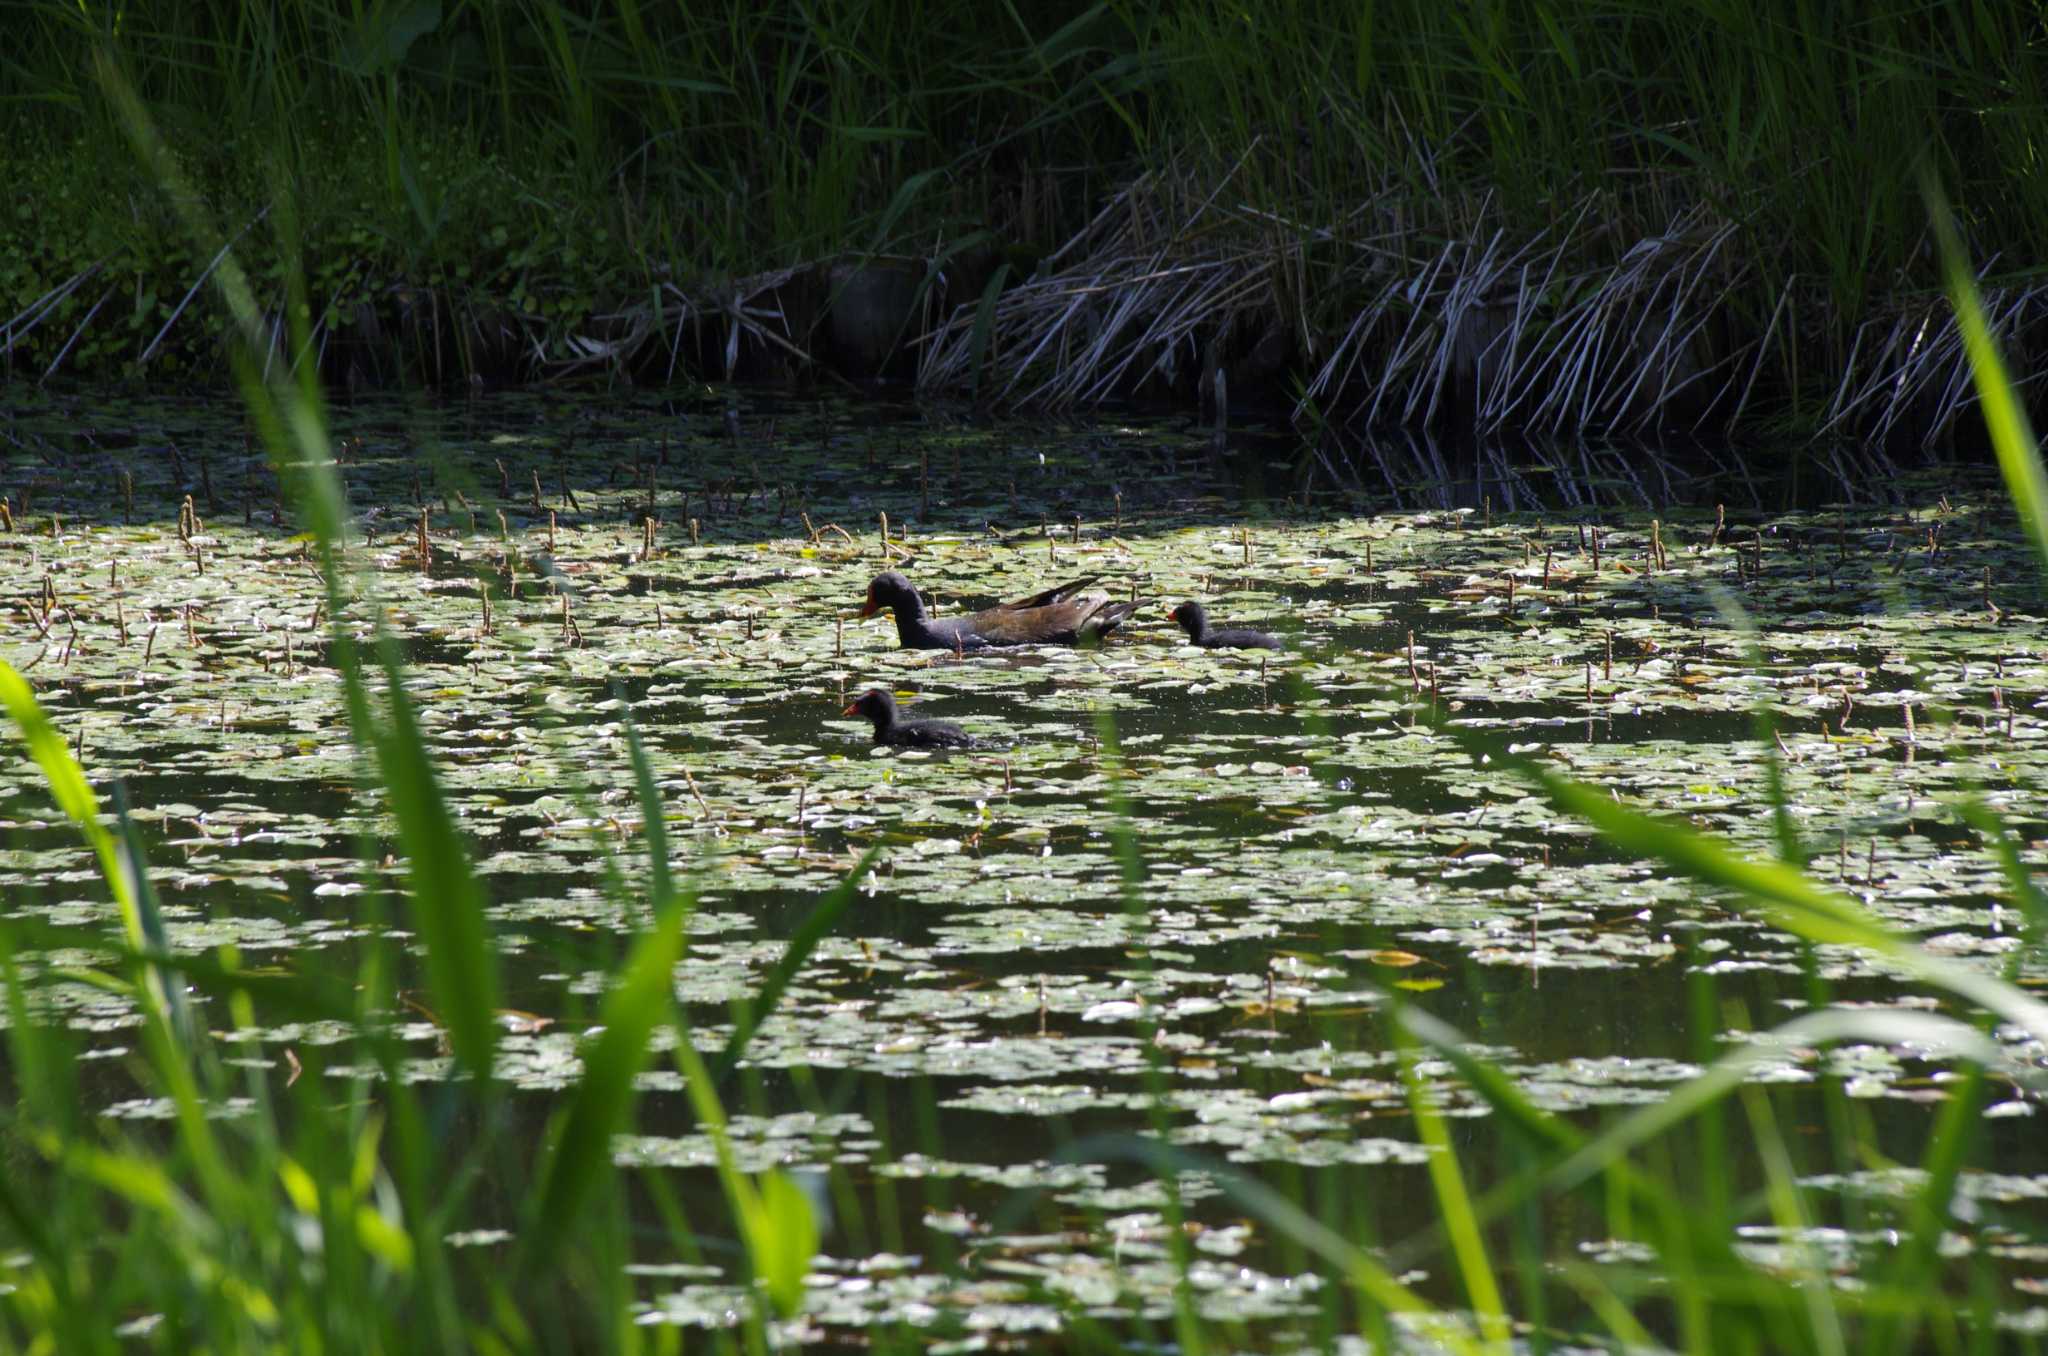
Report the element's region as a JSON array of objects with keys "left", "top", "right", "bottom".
[
  {"left": 859, "top": 571, "right": 1135, "bottom": 650},
  {"left": 1167, "top": 600, "right": 1283, "bottom": 650},
  {"left": 842, "top": 689, "right": 980, "bottom": 749}
]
